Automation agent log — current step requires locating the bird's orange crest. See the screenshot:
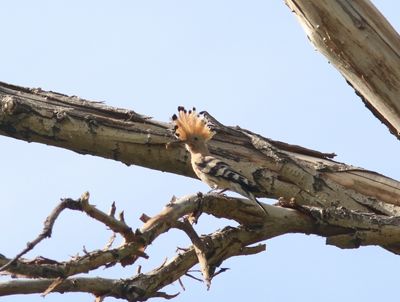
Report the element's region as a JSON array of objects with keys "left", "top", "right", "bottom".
[{"left": 171, "top": 106, "right": 214, "bottom": 141}]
